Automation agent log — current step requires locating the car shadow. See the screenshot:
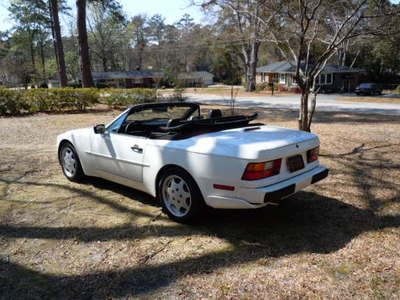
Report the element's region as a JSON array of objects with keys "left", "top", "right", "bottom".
[{"left": 1, "top": 188, "right": 399, "bottom": 299}]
